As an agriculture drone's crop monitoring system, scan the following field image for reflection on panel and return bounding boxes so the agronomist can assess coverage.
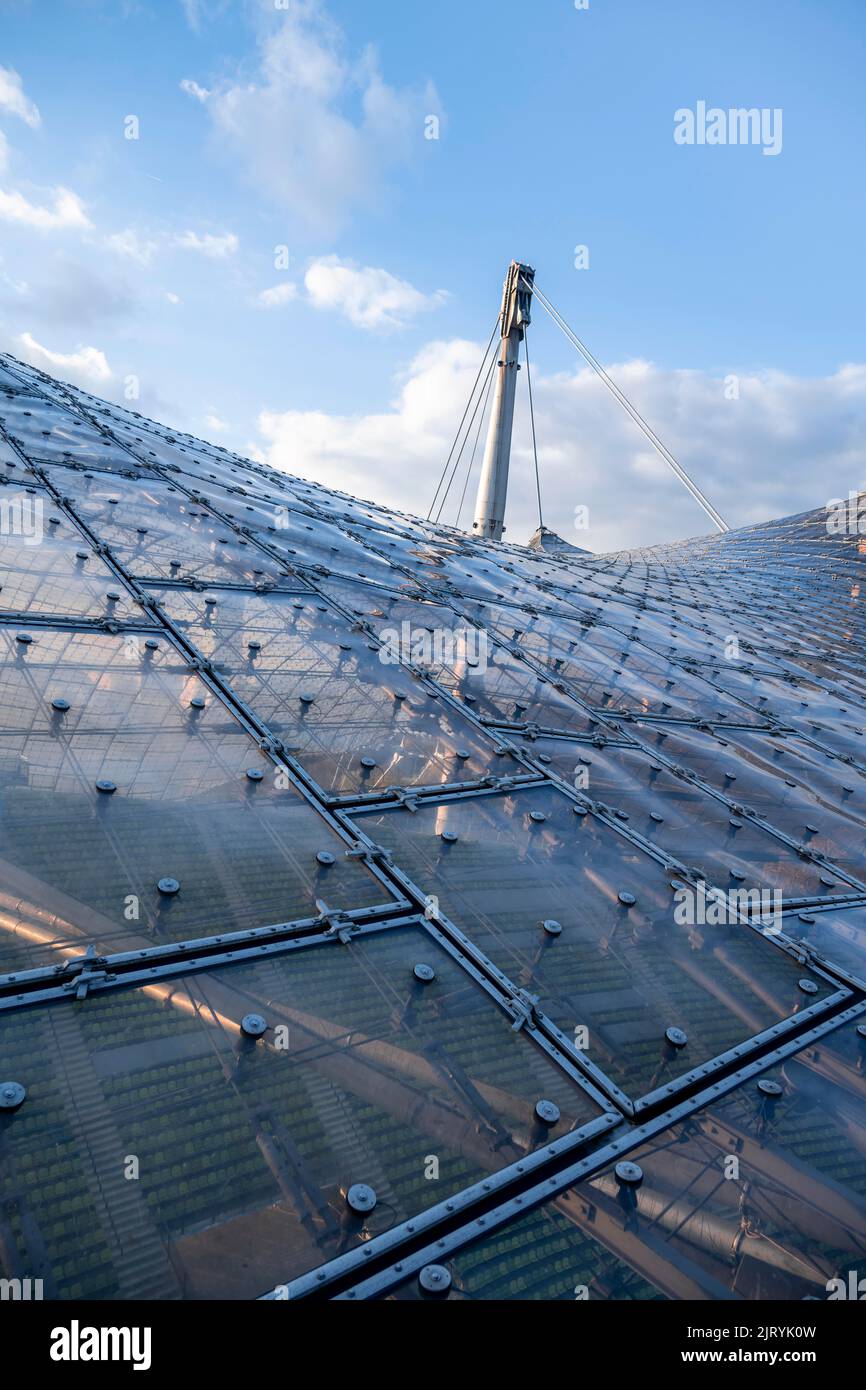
[46,468,291,587]
[0,498,139,621]
[0,927,601,1298]
[576,1021,866,1300]
[0,640,388,971]
[354,786,844,1104]
[153,587,503,794]
[320,579,597,735]
[514,734,862,893]
[384,1017,866,1301]
[634,722,866,884]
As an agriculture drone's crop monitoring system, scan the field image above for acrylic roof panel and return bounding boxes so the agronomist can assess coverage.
[0,348,864,1304]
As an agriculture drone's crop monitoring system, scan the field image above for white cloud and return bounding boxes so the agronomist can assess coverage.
[0,131,7,174]
[0,67,41,129]
[254,342,866,550]
[202,0,441,234]
[165,290,181,304]
[304,256,447,330]
[0,185,90,230]
[105,228,159,265]
[203,412,229,432]
[16,332,111,386]
[175,229,238,258]
[180,78,211,103]
[256,281,299,308]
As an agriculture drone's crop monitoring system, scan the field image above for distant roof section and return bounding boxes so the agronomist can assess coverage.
[526,523,591,555]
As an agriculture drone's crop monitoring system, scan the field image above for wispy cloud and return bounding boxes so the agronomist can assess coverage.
[180,78,210,103]
[16,331,111,385]
[0,67,41,128]
[105,228,159,265]
[0,185,90,230]
[175,229,238,258]
[256,281,299,308]
[198,0,441,234]
[304,255,447,330]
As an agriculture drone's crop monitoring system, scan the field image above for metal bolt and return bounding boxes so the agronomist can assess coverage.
[95,779,117,794]
[316,851,336,867]
[541,919,562,937]
[534,1099,561,1126]
[798,978,819,996]
[614,1161,643,1187]
[757,1079,783,1098]
[241,1013,267,1039]
[51,698,70,713]
[0,1082,26,1111]
[346,1183,377,1215]
[618,891,636,907]
[157,878,180,896]
[418,1264,452,1296]
[413,963,436,984]
[665,1027,688,1049]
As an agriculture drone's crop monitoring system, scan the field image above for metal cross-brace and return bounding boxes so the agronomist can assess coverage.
[505,987,541,1033]
[314,901,360,945]
[53,946,116,1000]
[344,839,393,869]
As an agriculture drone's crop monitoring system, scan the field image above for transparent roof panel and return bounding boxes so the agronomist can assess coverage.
[782,905,866,984]
[483,608,765,725]
[46,467,292,586]
[352,785,844,1105]
[150,587,504,794]
[0,652,388,971]
[319,579,597,734]
[0,390,130,467]
[0,496,142,621]
[570,1019,866,1300]
[387,1196,666,1300]
[268,511,408,588]
[513,734,856,896]
[695,658,866,727]
[0,625,239,736]
[633,723,866,885]
[0,925,601,1298]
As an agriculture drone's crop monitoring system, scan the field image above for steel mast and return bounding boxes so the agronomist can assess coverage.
[471,260,535,542]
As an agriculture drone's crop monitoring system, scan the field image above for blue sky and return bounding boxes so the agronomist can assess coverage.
[1,0,865,549]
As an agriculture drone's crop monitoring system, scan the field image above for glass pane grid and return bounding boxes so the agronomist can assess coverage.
[0,349,864,1304]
